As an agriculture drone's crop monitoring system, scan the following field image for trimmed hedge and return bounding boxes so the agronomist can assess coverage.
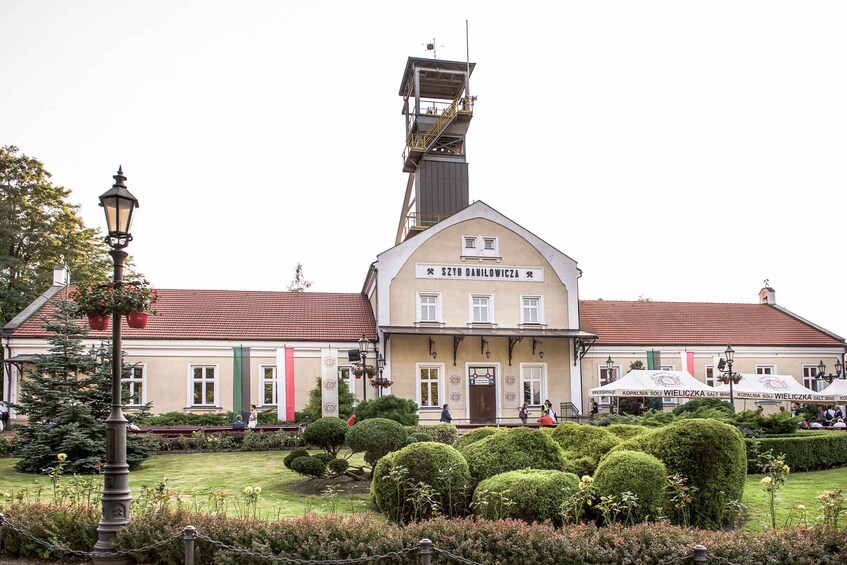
[372,442,470,523]
[472,469,579,525]
[452,426,501,451]
[407,423,458,445]
[302,417,348,456]
[551,422,620,474]
[744,432,847,472]
[460,427,568,485]
[604,423,650,440]
[593,450,667,524]
[613,418,746,528]
[4,504,847,563]
[346,418,409,466]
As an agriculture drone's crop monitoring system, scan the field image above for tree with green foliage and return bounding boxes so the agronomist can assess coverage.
[354,395,419,425]
[13,299,153,473]
[286,263,312,292]
[0,146,112,325]
[301,376,354,423]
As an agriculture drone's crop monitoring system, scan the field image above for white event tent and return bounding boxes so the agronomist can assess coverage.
[819,379,847,402]
[713,373,835,403]
[589,370,725,400]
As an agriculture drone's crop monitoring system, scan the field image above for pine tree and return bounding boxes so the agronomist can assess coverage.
[287,263,312,292]
[13,299,153,473]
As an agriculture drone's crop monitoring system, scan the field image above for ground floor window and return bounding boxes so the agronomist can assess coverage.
[260,365,277,406]
[190,365,217,406]
[704,365,715,387]
[418,365,441,407]
[123,364,145,406]
[521,364,544,406]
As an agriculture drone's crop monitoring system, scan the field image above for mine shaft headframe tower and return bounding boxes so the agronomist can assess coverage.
[396,57,476,244]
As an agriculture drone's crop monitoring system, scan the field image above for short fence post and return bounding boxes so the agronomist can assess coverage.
[693,544,708,563]
[0,512,5,551]
[419,538,433,565]
[183,525,197,565]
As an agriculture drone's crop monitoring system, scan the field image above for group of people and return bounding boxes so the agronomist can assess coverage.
[793,404,847,429]
[519,399,558,426]
[232,404,259,430]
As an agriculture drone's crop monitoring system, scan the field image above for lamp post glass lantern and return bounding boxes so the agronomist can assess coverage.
[605,356,616,414]
[723,345,736,412]
[816,359,845,385]
[92,167,138,562]
[358,335,370,402]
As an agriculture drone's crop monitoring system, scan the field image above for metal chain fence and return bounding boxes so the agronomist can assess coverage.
[0,513,741,565]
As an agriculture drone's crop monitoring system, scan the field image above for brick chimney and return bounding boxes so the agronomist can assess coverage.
[759,281,776,305]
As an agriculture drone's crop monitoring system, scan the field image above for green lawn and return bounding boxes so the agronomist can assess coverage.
[0,451,842,530]
[0,451,373,520]
[742,467,846,531]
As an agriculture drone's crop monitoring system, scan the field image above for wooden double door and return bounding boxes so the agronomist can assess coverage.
[468,366,496,424]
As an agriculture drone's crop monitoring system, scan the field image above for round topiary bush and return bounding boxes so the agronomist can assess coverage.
[327,458,349,476]
[410,432,433,443]
[346,417,409,466]
[453,426,501,452]
[552,422,621,460]
[371,441,470,523]
[354,395,419,425]
[303,417,348,457]
[611,418,747,528]
[593,450,667,524]
[604,423,650,440]
[290,455,326,478]
[283,448,310,470]
[460,427,568,485]
[412,423,458,445]
[312,452,335,464]
[472,469,579,525]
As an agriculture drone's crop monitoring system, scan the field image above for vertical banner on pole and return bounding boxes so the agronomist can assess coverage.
[686,352,695,377]
[321,348,339,417]
[285,348,295,421]
[276,347,286,423]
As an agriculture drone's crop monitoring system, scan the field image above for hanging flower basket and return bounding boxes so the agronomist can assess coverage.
[87,314,110,331]
[126,312,149,329]
[354,365,376,378]
[371,378,392,389]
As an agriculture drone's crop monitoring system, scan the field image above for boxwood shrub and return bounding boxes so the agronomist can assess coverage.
[371,442,470,523]
[460,427,568,485]
[283,448,310,469]
[290,455,327,478]
[551,422,620,474]
[613,418,746,528]
[302,417,348,456]
[471,468,579,525]
[604,423,650,440]
[346,417,408,466]
[744,432,847,472]
[452,426,501,451]
[593,450,667,523]
[407,423,458,445]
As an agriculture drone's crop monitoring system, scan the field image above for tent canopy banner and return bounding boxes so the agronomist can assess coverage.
[820,379,847,402]
[589,370,726,399]
[714,374,835,403]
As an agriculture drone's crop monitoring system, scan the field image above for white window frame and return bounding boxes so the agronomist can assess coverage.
[661,365,678,404]
[520,295,544,325]
[598,364,620,406]
[338,365,354,396]
[416,362,445,409]
[704,364,715,387]
[520,363,546,407]
[461,235,499,258]
[469,293,494,324]
[123,363,147,406]
[802,365,821,392]
[259,364,277,407]
[756,365,776,375]
[188,364,220,407]
[417,292,442,323]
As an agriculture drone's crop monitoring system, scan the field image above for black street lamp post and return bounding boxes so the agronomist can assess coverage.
[720,345,737,412]
[92,167,138,563]
[358,335,370,402]
[816,359,844,385]
[606,356,616,414]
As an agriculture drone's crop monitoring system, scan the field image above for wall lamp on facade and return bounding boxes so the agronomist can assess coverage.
[481,338,491,359]
[817,359,844,384]
[533,338,544,359]
[429,337,437,359]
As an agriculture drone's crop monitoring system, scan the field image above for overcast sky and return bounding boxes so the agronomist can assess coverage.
[4,1,846,340]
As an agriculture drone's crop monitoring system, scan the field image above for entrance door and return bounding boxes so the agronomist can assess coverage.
[468,366,496,424]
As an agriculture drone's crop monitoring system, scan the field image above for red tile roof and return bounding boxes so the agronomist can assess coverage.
[9,288,376,342]
[580,300,844,347]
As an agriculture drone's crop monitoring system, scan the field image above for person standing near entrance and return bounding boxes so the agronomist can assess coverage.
[248,404,258,430]
[440,403,452,423]
[518,403,529,425]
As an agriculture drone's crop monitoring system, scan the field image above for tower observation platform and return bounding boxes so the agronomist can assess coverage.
[396,57,476,244]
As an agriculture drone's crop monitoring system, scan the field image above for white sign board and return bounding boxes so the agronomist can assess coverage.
[416,264,544,282]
